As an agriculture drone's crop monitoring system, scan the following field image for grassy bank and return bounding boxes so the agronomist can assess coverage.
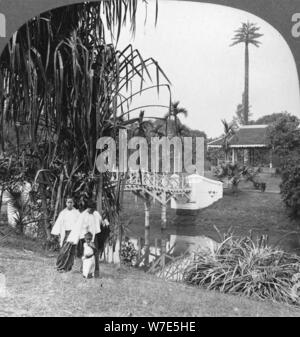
[0,240,300,317]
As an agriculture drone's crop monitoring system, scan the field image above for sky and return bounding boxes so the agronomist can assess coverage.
[113,0,300,138]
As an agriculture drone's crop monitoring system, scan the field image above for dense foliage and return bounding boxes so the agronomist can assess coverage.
[267,113,300,218]
[214,163,265,192]
[183,235,300,306]
[120,237,138,266]
[0,1,169,243]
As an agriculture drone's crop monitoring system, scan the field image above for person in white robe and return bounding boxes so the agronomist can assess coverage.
[67,203,102,245]
[51,197,80,247]
[82,232,96,278]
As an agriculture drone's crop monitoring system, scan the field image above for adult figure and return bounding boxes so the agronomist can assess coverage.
[52,196,80,272]
[51,196,80,247]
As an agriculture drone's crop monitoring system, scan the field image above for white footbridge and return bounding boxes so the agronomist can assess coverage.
[107,170,223,210]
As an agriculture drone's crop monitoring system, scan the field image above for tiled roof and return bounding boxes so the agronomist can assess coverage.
[208,125,269,148]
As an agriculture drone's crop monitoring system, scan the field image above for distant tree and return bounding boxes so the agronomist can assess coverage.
[233,92,252,126]
[267,113,300,218]
[164,101,188,136]
[221,119,235,162]
[267,113,300,162]
[231,22,263,125]
[280,159,300,218]
[131,111,154,139]
[151,118,206,173]
[252,112,292,125]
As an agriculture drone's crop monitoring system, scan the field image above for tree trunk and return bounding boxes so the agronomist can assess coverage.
[0,187,4,214]
[118,215,123,268]
[96,173,103,213]
[244,42,249,125]
[53,172,64,223]
[41,186,51,242]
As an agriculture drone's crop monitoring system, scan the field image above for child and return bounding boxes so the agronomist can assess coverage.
[82,232,97,278]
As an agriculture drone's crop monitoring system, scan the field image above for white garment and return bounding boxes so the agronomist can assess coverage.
[51,208,80,247]
[102,218,110,227]
[82,243,95,278]
[67,210,102,245]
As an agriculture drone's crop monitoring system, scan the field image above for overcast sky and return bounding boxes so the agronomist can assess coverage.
[114,0,300,138]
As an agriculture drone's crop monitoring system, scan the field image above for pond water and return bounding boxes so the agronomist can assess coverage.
[171,210,300,255]
[1,186,299,256]
[121,191,300,256]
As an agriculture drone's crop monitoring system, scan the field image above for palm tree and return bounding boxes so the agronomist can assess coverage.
[164,101,188,136]
[231,22,263,125]
[132,111,154,139]
[152,123,166,139]
[221,119,235,162]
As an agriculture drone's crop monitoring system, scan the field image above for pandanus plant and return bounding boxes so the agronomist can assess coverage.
[0,1,170,243]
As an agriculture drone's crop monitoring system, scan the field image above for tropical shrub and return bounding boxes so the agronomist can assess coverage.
[183,235,300,306]
[243,166,266,192]
[267,113,300,217]
[213,163,244,192]
[120,237,138,266]
[280,159,300,218]
[214,164,266,192]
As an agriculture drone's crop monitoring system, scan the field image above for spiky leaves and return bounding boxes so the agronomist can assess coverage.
[231,22,263,48]
[0,1,168,238]
[221,119,235,162]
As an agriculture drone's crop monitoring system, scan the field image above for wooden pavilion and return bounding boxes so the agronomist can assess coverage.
[207,125,274,168]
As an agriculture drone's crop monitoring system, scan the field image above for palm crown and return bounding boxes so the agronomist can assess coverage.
[231,22,263,47]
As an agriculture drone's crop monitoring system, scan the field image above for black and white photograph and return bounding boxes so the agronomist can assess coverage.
[0,0,300,320]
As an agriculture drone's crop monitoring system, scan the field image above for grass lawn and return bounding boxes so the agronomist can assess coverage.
[0,240,300,317]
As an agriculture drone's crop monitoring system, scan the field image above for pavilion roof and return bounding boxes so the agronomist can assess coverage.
[208,125,269,148]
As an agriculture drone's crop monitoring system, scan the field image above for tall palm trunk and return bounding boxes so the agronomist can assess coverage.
[244,42,249,125]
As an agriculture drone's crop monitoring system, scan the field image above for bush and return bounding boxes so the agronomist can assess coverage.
[120,237,138,266]
[183,235,300,306]
[214,163,266,192]
[266,113,300,217]
[280,159,300,218]
[213,163,242,193]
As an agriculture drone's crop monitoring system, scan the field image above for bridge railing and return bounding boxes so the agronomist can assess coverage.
[108,170,191,192]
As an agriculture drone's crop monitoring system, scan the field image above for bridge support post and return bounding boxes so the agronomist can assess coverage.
[96,173,103,213]
[144,196,151,266]
[161,192,167,274]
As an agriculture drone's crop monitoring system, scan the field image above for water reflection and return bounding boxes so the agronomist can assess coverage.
[171,211,300,255]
